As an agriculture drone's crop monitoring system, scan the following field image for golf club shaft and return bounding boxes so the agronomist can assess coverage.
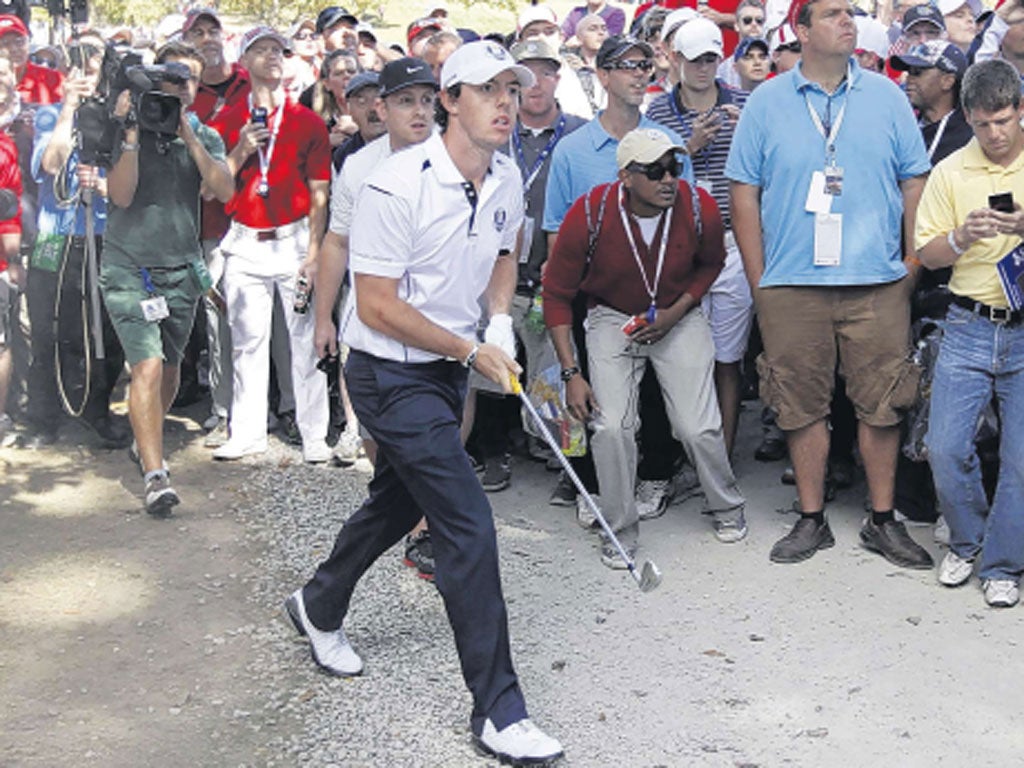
[513,380,643,584]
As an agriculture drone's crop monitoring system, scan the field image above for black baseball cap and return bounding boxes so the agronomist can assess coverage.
[596,35,654,69]
[345,71,380,99]
[316,6,358,34]
[379,57,438,97]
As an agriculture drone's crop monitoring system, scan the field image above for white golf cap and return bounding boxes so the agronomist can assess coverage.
[673,17,723,59]
[616,128,685,170]
[936,0,982,16]
[517,4,558,32]
[854,16,889,58]
[440,40,537,91]
[661,7,699,42]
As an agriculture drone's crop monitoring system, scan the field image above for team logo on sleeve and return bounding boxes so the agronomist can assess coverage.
[493,208,507,232]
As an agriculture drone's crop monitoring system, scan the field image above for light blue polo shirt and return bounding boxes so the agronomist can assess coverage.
[542,114,693,233]
[725,59,930,287]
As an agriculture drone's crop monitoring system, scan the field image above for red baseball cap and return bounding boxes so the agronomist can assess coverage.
[0,14,29,39]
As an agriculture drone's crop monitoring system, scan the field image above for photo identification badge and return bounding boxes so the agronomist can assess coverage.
[140,295,170,322]
[813,212,842,267]
[805,171,833,214]
[518,216,535,265]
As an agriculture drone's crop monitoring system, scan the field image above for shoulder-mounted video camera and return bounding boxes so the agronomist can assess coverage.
[76,44,190,167]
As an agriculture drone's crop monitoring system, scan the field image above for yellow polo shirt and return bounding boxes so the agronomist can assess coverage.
[915,137,1024,308]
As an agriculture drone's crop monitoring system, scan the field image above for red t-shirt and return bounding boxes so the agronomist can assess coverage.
[543,181,724,327]
[212,98,331,229]
[635,0,741,57]
[17,61,63,105]
[194,66,252,241]
[0,132,21,272]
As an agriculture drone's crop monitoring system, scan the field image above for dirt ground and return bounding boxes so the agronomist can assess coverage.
[3,401,1024,767]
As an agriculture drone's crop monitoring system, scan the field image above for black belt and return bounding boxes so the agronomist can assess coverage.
[951,294,1022,325]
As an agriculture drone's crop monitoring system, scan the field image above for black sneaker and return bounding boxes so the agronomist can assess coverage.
[548,471,577,506]
[859,518,934,570]
[770,517,835,563]
[403,531,435,581]
[277,410,303,446]
[83,414,131,449]
[755,436,787,462]
[481,454,511,492]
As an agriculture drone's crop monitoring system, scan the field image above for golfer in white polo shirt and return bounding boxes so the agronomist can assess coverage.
[285,41,564,765]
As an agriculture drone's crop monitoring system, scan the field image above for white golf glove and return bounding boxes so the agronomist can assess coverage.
[484,313,517,360]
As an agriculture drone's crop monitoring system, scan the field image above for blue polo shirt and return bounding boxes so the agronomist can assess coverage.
[725,59,930,288]
[542,113,693,233]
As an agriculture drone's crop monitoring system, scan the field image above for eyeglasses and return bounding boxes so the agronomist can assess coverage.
[740,16,765,24]
[294,31,315,40]
[778,42,802,53]
[629,157,681,181]
[603,58,655,72]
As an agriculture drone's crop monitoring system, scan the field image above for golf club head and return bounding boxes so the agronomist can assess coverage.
[637,560,662,592]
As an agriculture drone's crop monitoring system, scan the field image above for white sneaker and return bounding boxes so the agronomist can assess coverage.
[711,508,748,543]
[635,479,669,520]
[332,429,363,465]
[303,440,333,464]
[934,516,951,546]
[982,579,1019,608]
[668,463,702,506]
[938,550,974,587]
[475,717,564,765]
[213,438,268,461]
[576,493,600,530]
[284,588,363,676]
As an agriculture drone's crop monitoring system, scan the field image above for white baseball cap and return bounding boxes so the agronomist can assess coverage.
[440,40,537,91]
[854,16,889,59]
[936,0,982,16]
[517,4,558,32]
[673,17,723,59]
[661,7,699,42]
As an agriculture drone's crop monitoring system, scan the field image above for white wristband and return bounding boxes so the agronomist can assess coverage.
[947,230,966,257]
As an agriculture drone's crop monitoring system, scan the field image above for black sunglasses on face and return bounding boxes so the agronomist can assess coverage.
[604,58,655,72]
[630,157,681,180]
[741,16,764,24]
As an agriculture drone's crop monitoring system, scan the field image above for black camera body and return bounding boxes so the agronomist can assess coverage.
[76,45,190,167]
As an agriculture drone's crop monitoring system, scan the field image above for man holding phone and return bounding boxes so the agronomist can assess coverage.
[544,128,747,569]
[917,59,1024,608]
[210,26,332,463]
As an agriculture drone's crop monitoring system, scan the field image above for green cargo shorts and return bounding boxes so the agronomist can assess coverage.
[99,261,202,367]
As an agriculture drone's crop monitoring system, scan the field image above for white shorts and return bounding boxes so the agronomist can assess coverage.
[701,231,754,364]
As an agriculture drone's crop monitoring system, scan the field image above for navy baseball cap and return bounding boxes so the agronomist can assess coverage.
[903,4,946,32]
[890,40,967,76]
[344,71,380,99]
[596,35,654,68]
[734,36,769,62]
[316,6,358,34]
[379,56,438,97]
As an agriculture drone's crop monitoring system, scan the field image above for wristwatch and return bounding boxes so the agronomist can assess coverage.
[461,344,479,369]
[120,141,140,153]
[560,366,580,382]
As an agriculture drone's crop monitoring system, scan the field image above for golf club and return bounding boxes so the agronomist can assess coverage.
[511,375,663,592]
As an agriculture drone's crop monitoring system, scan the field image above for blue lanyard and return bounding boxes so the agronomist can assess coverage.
[140,267,156,295]
[511,114,567,193]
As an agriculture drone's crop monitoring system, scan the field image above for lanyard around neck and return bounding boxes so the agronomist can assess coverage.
[617,185,672,309]
[248,94,285,188]
[511,114,567,193]
[803,67,850,165]
[926,111,952,160]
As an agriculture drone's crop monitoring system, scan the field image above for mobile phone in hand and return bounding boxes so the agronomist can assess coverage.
[251,107,268,129]
[989,192,1014,213]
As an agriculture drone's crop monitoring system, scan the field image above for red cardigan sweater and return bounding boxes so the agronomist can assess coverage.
[543,180,725,327]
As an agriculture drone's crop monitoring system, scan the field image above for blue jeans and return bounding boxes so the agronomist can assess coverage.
[926,305,1024,581]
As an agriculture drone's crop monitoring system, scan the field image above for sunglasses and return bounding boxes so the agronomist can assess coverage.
[740,15,765,24]
[906,66,932,76]
[604,58,655,72]
[629,157,682,181]
[778,42,802,53]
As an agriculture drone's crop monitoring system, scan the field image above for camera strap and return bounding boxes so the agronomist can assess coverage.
[249,94,284,195]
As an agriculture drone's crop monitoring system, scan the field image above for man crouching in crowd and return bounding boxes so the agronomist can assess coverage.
[100,41,233,516]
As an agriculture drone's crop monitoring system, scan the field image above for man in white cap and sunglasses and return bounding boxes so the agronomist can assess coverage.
[285,41,564,765]
[544,127,748,568]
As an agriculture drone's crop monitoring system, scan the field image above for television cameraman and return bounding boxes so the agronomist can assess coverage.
[99,40,233,517]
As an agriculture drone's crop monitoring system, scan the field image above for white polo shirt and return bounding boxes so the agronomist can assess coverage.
[342,132,524,363]
[329,134,393,237]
